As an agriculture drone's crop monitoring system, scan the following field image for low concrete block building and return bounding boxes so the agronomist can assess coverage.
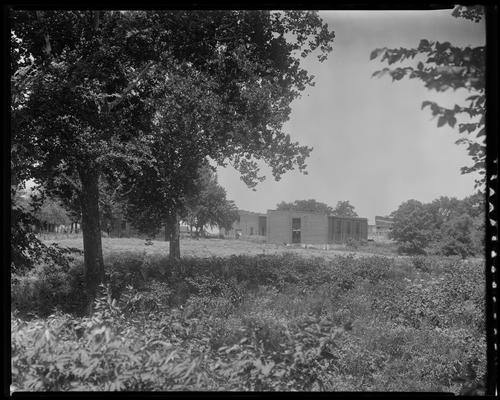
[267,210,368,245]
[221,210,267,238]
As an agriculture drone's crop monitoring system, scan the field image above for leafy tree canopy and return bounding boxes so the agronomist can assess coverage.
[389,199,436,255]
[276,199,334,214]
[370,5,485,187]
[11,10,335,292]
[390,194,484,256]
[11,186,76,273]
[185,165,239,234]
[332,200,358,217]
[108,10,336,257]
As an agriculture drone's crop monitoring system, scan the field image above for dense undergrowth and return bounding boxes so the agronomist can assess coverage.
[11,251,486,392]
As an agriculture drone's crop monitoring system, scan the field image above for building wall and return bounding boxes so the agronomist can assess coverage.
[327,216,368,243]
[267,211,368,245]
[267,210,291,244]
[361,220,368,240]
[222,210,266,238]
[301,212,329,244]
[258,216,267,236]
[267,210,329,245]
[239,212,260,236]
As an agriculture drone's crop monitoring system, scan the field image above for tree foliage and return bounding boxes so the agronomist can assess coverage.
[390,194,484,256]
[185,165,239,235]
[439,214,476,258]
[276,199,334,214]
[98,177,126,236]
[115,11,336,257]
[11,10,162,298]
[332,200,358,217]
[275,199,359,217]
[11,186,76,273]
[11,10,335,285]
[31,193,71,227]
[389,200,435,255]
[370,5,485,187]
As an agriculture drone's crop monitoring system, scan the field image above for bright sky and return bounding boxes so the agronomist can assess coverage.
[217,9,486,224]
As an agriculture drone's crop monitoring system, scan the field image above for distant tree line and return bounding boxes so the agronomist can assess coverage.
[389,193,484,258]
[19,164,239,239]
[276,199,358,217]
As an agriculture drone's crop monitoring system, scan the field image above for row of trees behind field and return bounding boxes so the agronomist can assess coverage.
[390,192,484,258]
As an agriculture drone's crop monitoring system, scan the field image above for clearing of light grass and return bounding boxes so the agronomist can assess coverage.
[43,236,399,260]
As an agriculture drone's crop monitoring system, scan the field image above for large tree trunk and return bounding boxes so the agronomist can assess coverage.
[166,212,180,261]
[79,169,105,314]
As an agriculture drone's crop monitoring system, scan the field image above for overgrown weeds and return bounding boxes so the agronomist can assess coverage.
[11,250,486,393]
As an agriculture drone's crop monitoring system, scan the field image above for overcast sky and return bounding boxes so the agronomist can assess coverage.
[216,9,485,224]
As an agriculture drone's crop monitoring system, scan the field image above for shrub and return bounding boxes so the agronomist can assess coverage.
[345,238,360,250]
[12,260,87,317]
[351,256,399,283]
[11,289,211,391]
[119,281,173,314]
[437,214,477,258]
[411,256,433,273]
[11,253,486,393]
[208,316,247,350]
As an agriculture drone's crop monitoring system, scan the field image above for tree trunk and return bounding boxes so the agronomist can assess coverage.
[166,212,180,261]
[79,169,105,314]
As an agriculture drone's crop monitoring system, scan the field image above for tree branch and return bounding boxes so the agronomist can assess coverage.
[59,173,83,193]
[107,61,155,112]
[35,11,52,58]
[12,65,37,105]
[93,11,100,31]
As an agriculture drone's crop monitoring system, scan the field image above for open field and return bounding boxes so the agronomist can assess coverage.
[12,238,486,393]
[44,236,400,260]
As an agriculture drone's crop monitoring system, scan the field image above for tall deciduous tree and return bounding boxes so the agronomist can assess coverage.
[120,11,336,260]
[332,200,358,217]
[185,165,239,236]
[370,5,485,187]
[389,199,435,254]
[11,10,335,298]
[12,11,167,305]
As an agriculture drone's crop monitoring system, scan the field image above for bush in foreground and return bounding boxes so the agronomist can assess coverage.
[13,253,397,317]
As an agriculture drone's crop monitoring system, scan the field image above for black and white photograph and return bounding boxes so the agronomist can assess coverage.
[8,5,497,394]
